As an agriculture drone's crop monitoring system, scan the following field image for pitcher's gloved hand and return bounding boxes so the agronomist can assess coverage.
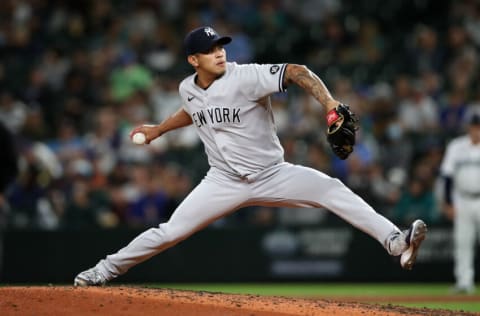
[326,104,358,160]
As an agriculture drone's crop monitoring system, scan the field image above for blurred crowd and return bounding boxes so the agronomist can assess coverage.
[0,0,479,231]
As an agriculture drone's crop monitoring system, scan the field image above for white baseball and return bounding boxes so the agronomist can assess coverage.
[132,132,146,145]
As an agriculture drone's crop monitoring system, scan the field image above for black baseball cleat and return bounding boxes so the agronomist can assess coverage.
[400,219,427,270]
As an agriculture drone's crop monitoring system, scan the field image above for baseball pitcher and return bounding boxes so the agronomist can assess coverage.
[74,26,427,286]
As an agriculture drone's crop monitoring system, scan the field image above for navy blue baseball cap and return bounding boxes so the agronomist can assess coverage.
[184,26,232,55]
[470,113,480,125]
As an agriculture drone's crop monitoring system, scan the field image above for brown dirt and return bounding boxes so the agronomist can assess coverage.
[0,286,477,316]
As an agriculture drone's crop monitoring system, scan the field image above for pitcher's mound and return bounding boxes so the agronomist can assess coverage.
[0,286,473,316]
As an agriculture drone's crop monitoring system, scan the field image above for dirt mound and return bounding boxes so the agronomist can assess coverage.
[0,286,475,316]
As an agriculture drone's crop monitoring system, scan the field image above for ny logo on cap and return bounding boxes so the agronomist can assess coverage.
[204,27,216,37]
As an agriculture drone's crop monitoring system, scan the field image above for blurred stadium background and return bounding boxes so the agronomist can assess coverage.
[0,0,479,288]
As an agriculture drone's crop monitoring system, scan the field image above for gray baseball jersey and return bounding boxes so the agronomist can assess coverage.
[90,62,404,281]
[179,62,286,177]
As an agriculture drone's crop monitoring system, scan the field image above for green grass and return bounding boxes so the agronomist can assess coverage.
[150,282,469,296]
[147,283,480,313]
[398,302,480,312]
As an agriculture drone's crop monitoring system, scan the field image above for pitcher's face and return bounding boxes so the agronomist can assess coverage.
[189,45,227,76]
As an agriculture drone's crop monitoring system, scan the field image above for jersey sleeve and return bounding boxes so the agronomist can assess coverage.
[178,78,191,115]
[440,141,456,176]
[241,63,287,99]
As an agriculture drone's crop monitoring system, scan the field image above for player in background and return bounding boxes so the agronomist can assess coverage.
[74,26,427,286]
[441,111,480,294]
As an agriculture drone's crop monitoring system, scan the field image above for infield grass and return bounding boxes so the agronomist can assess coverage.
[148,283,480,313]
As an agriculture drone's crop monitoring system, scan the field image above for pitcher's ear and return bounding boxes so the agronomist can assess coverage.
[188,55,199,67]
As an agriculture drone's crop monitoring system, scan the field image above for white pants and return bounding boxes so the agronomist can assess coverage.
[97,163,399,278]
[454,193,480,289]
